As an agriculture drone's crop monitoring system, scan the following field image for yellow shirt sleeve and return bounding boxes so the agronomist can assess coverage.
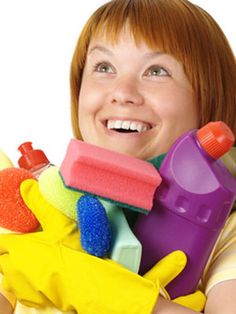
[201,211,236,294]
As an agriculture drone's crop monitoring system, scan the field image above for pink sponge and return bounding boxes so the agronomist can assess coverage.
[60,139,162,213]
[0,167,39,232]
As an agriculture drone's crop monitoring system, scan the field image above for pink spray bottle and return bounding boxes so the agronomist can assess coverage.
[133,121,236,298]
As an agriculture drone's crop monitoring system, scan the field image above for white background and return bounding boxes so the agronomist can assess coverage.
[0,1,235,166]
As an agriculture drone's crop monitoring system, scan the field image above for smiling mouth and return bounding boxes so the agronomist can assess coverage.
[105,119,152,133]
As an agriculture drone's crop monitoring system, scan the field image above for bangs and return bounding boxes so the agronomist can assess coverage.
[89,0,206,73]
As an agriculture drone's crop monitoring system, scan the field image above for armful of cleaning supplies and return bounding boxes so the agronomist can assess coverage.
[0,179,206,313]
[38,138,162,273]
[0,144,206,312]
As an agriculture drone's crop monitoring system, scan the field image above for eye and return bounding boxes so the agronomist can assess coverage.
[144,65,170,77]
[93,62,115,73]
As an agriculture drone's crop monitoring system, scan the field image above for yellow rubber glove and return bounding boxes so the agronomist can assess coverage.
[144,259,206,312]
[0,179,205,313]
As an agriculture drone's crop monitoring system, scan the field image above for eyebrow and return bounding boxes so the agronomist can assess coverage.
[144,51,167,59]
[88,45,114,56]
[88,44,167,59]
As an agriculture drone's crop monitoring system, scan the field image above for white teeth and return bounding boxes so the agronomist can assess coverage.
[106,120,151,132]
[130,122,138,131]
[107,120,114,129]
[137,123,144,132]
[121,121,130,130]
[114,120,122,129]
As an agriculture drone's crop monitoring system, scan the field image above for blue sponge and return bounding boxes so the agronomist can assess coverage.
[77,195,112,257]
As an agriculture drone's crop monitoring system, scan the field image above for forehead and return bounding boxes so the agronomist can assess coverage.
[89,30,147,51]
[87,36,170,67]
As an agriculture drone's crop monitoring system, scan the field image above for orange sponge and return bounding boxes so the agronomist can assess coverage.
[0,167,39,232]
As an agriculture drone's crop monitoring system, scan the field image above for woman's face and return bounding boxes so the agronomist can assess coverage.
[78,30,199,160]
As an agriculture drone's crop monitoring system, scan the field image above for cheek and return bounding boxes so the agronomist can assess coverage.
[78,79,106,139]
[79,80,102,115]
[156,86,197,123]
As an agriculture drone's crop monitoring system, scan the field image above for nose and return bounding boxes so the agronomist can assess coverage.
[110,77,144,106]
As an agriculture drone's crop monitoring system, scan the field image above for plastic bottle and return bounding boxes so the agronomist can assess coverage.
[133,121,236,298]
[18,142,52,178]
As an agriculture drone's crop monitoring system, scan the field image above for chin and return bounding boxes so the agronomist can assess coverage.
[107,145,153,161]
[98,141,137,157]
[108,145,134,156]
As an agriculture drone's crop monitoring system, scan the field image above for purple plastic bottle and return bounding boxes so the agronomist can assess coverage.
[133,121,236,298]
